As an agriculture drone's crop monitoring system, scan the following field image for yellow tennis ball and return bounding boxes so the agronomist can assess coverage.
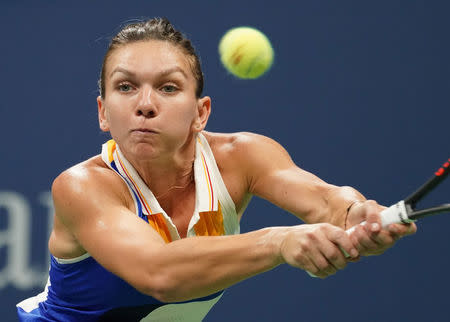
[219,27,274,79]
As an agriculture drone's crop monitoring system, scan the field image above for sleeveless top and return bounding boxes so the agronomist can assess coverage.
[17,133,243,321]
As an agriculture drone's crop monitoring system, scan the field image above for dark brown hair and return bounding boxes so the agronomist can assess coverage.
[98,17,204,98]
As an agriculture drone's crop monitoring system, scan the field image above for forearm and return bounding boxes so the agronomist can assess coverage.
[140,227,286,302]
[265,179,366,227]
[251,165,366,228]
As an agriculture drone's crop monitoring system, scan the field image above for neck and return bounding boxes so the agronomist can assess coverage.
[119,136,197,199]
[151,160,195,200]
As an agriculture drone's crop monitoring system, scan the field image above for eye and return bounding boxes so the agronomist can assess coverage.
[161,85,178,93]
[118,83,133,92]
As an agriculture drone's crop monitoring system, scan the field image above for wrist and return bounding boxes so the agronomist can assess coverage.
[259,227,289,266]
[327,185,366,228]
[345,200,363,229]
[345,202,356,230]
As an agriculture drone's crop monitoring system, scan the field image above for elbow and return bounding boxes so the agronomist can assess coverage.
[135,272,182,303]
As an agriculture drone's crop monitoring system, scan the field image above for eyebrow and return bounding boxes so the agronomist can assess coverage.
[109,66,189,79]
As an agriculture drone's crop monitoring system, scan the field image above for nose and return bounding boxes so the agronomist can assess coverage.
[136,87,157,118]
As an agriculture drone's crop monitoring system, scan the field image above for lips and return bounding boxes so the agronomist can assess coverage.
[132,128,158,133]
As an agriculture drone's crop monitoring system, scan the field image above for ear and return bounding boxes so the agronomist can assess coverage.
[193,96,211,132]
[97,96,110,132]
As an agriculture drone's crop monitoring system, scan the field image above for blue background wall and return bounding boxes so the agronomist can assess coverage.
[1,1,449,321]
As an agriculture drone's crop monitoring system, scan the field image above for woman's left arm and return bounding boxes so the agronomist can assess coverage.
[232,132,416,256]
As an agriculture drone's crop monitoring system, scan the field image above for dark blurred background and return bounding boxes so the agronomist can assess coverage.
[1,1,449,321]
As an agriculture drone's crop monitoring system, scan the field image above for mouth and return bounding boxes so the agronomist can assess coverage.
[131,128,158,134]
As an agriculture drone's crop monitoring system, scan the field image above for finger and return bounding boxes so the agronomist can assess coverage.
[327,227,359,259]
[350,224,379,252]
[364,222,396,245]
[303,252,330,278]
[368,229,396,248]
[363,201,384,234]
[369,223,415,245]
[347,256,361,263]
[304,260,323,278]
[308,251,337,278]
[303,237,338,278]
[319,239,348,270]
[292,246,322,276]
[388,222,417,237]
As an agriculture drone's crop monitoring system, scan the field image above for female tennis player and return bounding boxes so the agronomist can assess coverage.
[17,17,415,321]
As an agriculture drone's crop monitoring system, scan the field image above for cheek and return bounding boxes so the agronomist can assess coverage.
[165,96,197,121]
[178,105,198,128]
[104,101,129,131]
[164,105,197,138]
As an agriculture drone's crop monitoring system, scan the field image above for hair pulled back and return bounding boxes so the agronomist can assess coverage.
[98,17,204,98]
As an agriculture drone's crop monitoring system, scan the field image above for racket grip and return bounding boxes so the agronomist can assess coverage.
[306,200,413,278]
[345,200,413,235]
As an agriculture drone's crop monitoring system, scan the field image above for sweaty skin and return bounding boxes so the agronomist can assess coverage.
[49,40,416,303]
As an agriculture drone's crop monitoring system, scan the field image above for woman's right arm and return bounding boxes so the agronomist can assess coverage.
[52,164,357,302]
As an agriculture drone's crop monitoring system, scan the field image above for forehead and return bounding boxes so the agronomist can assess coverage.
[106,40,193,79]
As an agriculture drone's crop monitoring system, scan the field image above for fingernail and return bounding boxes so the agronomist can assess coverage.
[371,223,380,231]
[350,249,358,258]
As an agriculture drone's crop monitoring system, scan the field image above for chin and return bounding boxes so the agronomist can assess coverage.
[116,140,159,161]
[131,143,160,158]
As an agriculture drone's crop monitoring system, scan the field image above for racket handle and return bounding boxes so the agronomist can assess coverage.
[307,200,413,278]
[345,200,413,235]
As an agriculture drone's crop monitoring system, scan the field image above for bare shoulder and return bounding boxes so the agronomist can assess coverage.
[202,131,277,156]
[202,131,253,172]
[50,155,134,258]
[202,131,292,169]
[54,156,119,197]
[52,155,132,221]
[201,131,295,208]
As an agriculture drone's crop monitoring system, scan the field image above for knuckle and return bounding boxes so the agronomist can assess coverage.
[327,249,340,261]
[352,225,363,237]
[358,226,371,238]
[316,259,330,271]
[292,250,304,263]
[317,223,330,232]
[365,200,383,214]
[299,239,312,251]
[305,230,318,241]
[330,229,345,241]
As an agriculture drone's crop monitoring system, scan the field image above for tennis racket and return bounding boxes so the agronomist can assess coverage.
[308,158,450,277]
[346,158,450,235]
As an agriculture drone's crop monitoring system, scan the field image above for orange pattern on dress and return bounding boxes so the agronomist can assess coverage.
[193,202,225,236]
[147,213,173,243]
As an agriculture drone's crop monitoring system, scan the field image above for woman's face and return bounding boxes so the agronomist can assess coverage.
[98,40,210,161]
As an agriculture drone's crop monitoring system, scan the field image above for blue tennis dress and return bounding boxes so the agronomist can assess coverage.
[17,133,243,321]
